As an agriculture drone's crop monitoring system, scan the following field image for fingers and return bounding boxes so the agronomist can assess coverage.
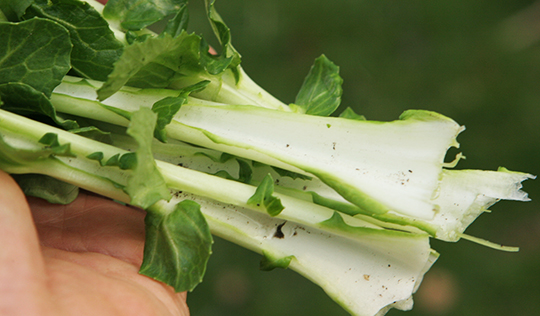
[29,192,147,266]
[41,247,189,316]
[0,170,55,315]
[30,193,190,316]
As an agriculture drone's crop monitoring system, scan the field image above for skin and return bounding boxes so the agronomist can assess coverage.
[0,170,190,316]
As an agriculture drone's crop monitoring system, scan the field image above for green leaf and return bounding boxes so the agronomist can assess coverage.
[103,0,187,31]
[97,32,201,100]
[0,132,75,169]
[247,173,284,216]
[199,38,236,76]
[237,159,253,183]
[38,133,76,156]
[218,152,235,163]
[86,151,104,163]
[204,0,241,69]
[99,103,133,120]
[212,170,235,181]
[152,81,209,142]
[105,153,120,166]
[0,17,71,96]
[141,200,213,292]
[271,166,312,181]
[124,107,171,209]
[0,82,79,129]
[202,0,241,81]
[339,107,366,121]
[162,3,189,38]
[0,0,32,21]
[70,126,113,144]
[195,151,234,163]
[320,211,419,239]
[98,151,136,170]
[24,0,124,81]
[294,55,343,116]
[0,82,57,118]
[210,159,252,184]
[118,152,137,170]
[152,96,184,142]
[13,173,79,204]
[88,150,138,174]
[260,250,295,271]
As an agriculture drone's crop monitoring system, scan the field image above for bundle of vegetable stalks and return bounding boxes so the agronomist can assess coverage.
[0,1,534,315]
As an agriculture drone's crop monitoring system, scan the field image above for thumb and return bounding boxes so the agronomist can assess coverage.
[0,170,55,315]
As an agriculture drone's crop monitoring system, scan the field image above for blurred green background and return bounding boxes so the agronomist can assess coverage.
[183,0,540,315]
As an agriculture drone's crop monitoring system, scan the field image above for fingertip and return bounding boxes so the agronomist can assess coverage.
[0,170,33,228]
[0,169,45,273]
[0,170,54,313]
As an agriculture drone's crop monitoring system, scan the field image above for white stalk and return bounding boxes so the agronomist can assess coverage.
[0,108,436,316]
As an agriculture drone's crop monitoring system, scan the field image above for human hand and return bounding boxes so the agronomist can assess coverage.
[0,170,189,316]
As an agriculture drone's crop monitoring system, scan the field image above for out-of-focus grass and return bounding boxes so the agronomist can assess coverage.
[186,1,540,315]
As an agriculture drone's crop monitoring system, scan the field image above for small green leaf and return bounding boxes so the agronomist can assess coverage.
[38,133,76,157]
[247,173,284,216]
[99,104,133,120]
[152,96,184,142]
[90,150,138,170]
[0,132,74,168]
[152,80,210,142]
[212,170,235,180]
[271,166,312,181]
[162,3,189,38]
[205,0,241,72]
[125,30,153,44]
[104,0,187,31]
[319,211,422,240]
[24,0,124,81]
[97,32,201,100]
[71,126,113,144]
[294,55,343,116]
[86,151,104,163]
[141,200,213,292]
[0,0,32,21]
[219,152,235,163]
[39,133,62,147]
[124,107,171,209]
[209,159,252,184]
[199,38,235,75]
[195,151,234,163]
[237,159,253,184]
[260,251,295,271]
[0,17,71,96]
[0,83,79,130]
[339,107,366,121]
[321,211,359,230]
[105,153,120,166]
[13,173,79,204]
[101,151,137,169]
[118,152,137,170]
[179,80,212,95]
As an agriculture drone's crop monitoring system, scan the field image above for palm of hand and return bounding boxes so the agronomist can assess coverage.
[0,172,189,316]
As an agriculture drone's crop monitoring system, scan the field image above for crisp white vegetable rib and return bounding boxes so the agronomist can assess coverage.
[1,1,534,316]
[52,82,463,219]
[155,158,389,235]
[50,81,534,244]
[170,66,293,111]
[0,107,392,245]
[170,191,435,316]
[0,108,435,316]
[52,80,464,220]
[428,168,535,241]
[168,104,464,220]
